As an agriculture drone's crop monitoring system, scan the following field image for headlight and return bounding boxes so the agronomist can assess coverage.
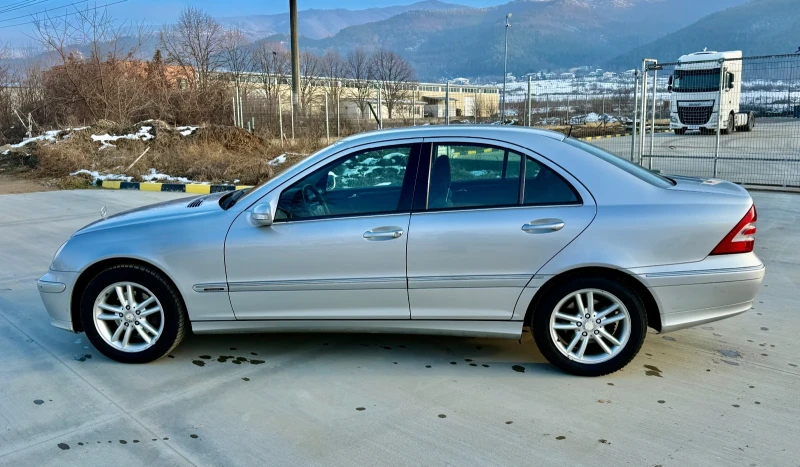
[50,241,68,269]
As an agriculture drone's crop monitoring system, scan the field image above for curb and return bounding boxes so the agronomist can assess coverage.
[581,129,672,141]
[101,180,252,194]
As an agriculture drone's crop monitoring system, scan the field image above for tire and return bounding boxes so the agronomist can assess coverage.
[736,112,755,132]
[80,264,187,363]
[721,112,735,135]
[673,128,686,135]
[531,276,647,377]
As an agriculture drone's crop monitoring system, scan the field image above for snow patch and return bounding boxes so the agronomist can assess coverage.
[91,125,154,145]
[141,168,201,184]
[268,154,287,166]
[177,126,198,136]
[70,169,132,183]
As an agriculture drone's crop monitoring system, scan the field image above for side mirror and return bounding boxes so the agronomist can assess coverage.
[667,76,673,92]
[667,85,673,92]
[727,72,735,90]
[250,203,272,227]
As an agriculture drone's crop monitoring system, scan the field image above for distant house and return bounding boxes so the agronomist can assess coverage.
[560,72,575,79]
[451,77,470,85]
[602,71,616,79]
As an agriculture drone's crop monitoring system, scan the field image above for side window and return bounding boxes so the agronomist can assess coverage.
[276,145,412,221]
[524,158,580,206]
[428,144,522,210]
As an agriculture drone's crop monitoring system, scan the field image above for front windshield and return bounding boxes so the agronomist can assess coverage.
[673,68,720,93]
[224,150,325,208]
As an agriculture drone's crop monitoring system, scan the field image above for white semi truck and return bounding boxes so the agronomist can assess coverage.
[668,50,755,135]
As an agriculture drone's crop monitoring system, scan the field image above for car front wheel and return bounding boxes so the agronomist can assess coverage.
[532,276,647,376]
[80,264,187,363]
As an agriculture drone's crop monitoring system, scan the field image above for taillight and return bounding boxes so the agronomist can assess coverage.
[710,205,757,255]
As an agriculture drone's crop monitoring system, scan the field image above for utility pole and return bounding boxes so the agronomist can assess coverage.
[289,0,301,114]
[502,13,511,122]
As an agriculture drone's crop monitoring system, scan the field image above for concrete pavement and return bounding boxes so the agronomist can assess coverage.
[0,189,798,466]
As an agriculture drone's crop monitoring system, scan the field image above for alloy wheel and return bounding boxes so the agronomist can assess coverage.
[549,288,632,364]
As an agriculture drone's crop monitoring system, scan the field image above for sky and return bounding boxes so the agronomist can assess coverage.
[0,0,507,45]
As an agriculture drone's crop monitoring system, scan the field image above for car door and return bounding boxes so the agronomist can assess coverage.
[406,139,596,320]
[224,141,422,320]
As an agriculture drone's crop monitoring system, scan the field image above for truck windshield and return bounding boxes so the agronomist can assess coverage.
[672,68,720,93]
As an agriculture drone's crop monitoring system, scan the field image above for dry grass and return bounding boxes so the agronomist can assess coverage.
[2,122,327,186]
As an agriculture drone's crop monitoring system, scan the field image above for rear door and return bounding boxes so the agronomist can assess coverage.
[406,138,596,320]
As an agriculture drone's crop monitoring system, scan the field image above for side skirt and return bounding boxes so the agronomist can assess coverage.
[191,319,525,339]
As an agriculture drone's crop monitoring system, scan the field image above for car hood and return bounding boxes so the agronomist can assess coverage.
[74,193,225,236]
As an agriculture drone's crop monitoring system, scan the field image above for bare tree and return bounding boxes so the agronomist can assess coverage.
[345,47,373,118]
[159,7,224,91]
[220,28,252,83]
[299,50,321,110]
[320,49,345,105]
[369,49,415,119]
[253,41,289,103]
[32,5,152,124]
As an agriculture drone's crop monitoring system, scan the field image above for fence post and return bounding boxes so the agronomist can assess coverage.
[649,67,657,170]
[639,63,648,165]
[545,93,549,123]
[377,84,383,129]
[445,82,450,124]
[412,85,417,126]
[631,70,639,162]
[277,80,284,148]
[290,89,295,142]
[527,76,532,127]
[714,58,725,178]
[602,93,605,128]
[337,90,340,138]
[232,95,237,126]
[325,92,330,144]
[567,95,570,124]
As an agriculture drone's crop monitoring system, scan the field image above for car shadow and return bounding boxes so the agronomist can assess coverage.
[168,327,557,376]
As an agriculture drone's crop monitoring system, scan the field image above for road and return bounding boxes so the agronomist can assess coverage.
[0,189,798,466]
[589,118,800,187]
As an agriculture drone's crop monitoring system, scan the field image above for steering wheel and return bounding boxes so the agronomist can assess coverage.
[301,184,330,217]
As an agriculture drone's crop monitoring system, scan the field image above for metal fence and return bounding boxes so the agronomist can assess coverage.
[513,53,800,188]
[228,53,800,188]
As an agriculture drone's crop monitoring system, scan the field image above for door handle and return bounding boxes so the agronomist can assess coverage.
[522,219,565,234]
[363,227,404,241]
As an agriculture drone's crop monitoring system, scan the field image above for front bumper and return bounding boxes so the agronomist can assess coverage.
[38,270,79,333]
[631,254,765,333]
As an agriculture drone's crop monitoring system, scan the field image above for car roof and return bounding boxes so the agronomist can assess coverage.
[334,125,566,147]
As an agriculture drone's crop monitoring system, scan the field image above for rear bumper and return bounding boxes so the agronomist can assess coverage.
[38,270,79,333]
[630,254,765,333]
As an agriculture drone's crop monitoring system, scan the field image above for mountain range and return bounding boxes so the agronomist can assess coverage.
[245,0,794,80]
[20,0,798,81]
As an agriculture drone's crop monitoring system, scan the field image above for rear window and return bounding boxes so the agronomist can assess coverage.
[563,138,675,188]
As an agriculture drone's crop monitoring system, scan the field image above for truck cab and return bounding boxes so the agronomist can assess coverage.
[669,50,754,135]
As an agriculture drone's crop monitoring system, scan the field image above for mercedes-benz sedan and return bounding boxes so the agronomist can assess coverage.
[38,126,765,376]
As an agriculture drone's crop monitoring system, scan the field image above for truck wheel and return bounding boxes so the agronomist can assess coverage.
[722,113,735,135]
[744,112,755,132]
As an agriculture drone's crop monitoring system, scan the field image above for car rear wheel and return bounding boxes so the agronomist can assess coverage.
[531,276,647,376]
[80,264,187,363]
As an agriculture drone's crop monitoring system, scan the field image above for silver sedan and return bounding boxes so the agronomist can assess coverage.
[38,126,765,376]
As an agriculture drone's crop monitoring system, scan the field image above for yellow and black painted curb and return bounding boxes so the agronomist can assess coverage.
[101,180,252,194]
[580,129,672,141]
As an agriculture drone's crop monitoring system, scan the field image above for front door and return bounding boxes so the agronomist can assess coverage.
[406,140,596,320]
[225,142,421,320]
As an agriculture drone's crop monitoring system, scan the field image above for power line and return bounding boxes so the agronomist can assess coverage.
[0,0,127,28]
[0,0,86,23]
[0,0,42,14]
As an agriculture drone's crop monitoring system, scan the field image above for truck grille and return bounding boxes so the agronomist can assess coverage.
[678,105,713,125]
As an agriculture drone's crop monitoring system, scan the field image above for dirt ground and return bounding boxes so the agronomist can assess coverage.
[0,175,57,195]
